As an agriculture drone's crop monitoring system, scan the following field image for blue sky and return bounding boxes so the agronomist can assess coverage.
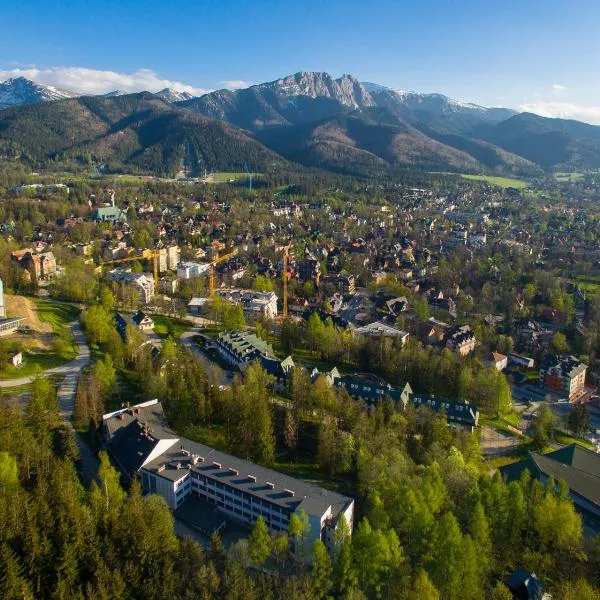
[2,0,600,122]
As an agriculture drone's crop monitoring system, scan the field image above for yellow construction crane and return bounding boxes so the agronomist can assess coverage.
[282,241,292,319]
[100,249,159,286]
[209,248,238,295]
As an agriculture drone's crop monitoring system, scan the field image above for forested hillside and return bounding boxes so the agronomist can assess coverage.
[0,93,286,176]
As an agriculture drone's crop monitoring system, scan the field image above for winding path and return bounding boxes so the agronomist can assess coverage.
[0,322,90,390]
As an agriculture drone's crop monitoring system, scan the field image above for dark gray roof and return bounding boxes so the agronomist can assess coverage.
[507,568,544,600]
[110,420,160,474]
[143,436,352,519]
[105,400,353,521]
[530,452,600,507]
[540,354,587,378]
[501,445,600,509]
[546,444,600,477]
[103,401,172,442]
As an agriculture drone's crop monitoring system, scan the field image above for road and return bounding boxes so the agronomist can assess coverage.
[180,327,234,387]
[0,322,90,389]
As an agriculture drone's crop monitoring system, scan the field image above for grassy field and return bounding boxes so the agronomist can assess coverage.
[570,276,600,292]
[459,174,529,189]
[0,299,80,379]
[554,172,585,182]
[481,415,528,440]
[204,172,261,183]
[553,430,595,450]
[152,315,192,340]
[33,299,80,340]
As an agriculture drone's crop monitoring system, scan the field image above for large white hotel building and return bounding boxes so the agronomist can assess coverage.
[102,399,354,548]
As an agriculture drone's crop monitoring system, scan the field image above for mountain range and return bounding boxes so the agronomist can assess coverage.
[1,72,600,176]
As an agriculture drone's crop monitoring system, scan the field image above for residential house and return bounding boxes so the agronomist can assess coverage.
[445,325,476,356]
[215,289,278,320]
[92,206,127,222]
[509,353,535,369]
[487,352,508,371]
[114,311,155,339]
[506,568,545,600]
[298,259,321,284]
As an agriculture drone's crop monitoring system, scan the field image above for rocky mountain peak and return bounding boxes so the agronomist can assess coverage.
[0,76,73,108]
[156,88,194,103]
[265,71,374,109]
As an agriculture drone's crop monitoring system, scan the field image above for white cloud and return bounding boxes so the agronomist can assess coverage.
[519,100,600,125]
[220,80,251,90]
[552,84,567,93]
[0,66,208,96]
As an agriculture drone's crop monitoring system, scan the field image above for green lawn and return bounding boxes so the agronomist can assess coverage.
[0,299,79,379]
[570,276,600,292]
[481,415,528,440]
[152,315,192,340]
[554,172,585,182]
[290,347,353,375]
[487,447,528,469]
[207,172,261,183]
[33,299,80,340]
[553,430,595,450]
[459,174,529,189]
[0,383,33,397]
[0,353,69,380]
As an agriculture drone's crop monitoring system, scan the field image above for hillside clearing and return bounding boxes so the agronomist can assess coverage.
[459,174,529,188]
[202,171,261,183]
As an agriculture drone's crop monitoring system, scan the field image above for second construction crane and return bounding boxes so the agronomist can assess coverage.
[100,249,159,285]
[209,248,238,296]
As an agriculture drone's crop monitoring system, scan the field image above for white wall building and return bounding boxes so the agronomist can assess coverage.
[177,262,211,280]
[102,400,354,552]
[108,270,155,304]
[216,288,278,320]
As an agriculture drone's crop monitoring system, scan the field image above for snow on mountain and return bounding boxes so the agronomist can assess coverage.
[0,77,73,109]
[361,82,391,94]
[391,89,501,114]
[155,88,194,103]
[103,90,128,97]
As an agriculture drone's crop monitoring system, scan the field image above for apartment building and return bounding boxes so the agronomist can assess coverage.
[108,270,155,304]
[333,373,479,431]
[539,354,587,400]
[216,331,276,368]
[102,400,354,550]
[12,249,57,281]
[158,245,181,272]
[177,262,210,280]
[215,288,278,320]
